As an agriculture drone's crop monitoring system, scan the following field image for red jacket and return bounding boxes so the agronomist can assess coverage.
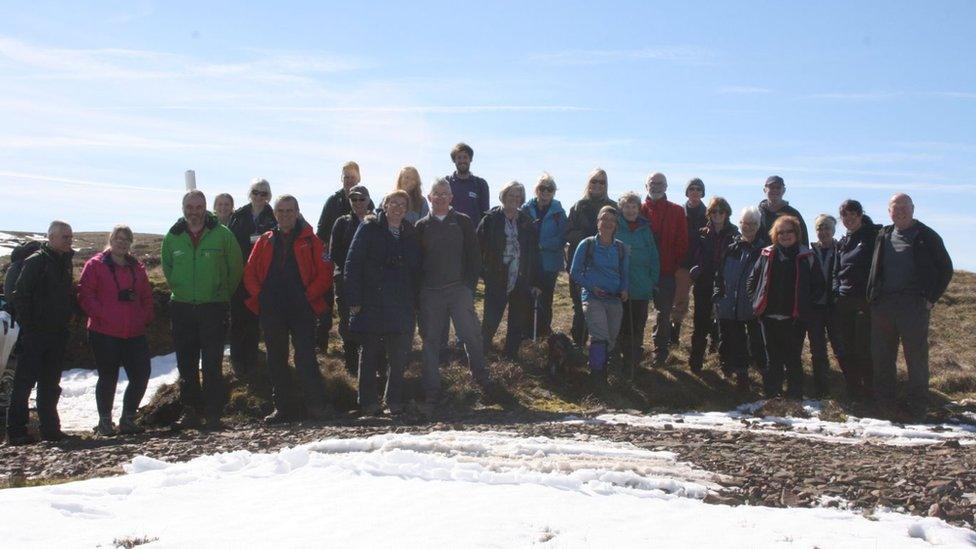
[244,221,334,315]
[640,195,688,276]
[78,251,154,339]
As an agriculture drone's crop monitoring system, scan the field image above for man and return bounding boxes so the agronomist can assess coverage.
[244,196,333,423]
[758,175,809,246]
[867,193,953,420]
[640,172,688,367]
[162,190,243,430]
[416,178,496,414]
[315,162,374,349]
[671,178,707,346]
[227,179,276,377]
[6,221,75,445]
[446,142,490,225]
[329,184,373,374]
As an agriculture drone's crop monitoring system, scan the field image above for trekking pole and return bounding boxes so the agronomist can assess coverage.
[532,294,539,342]
[628,303,637,381]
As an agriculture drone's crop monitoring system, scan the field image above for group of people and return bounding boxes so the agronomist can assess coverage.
[1,142,955,445]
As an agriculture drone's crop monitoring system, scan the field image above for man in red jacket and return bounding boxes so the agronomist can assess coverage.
[244,195,334,423]
[640,172,689,367]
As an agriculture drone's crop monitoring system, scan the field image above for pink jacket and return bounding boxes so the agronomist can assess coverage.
[78,251,155,339]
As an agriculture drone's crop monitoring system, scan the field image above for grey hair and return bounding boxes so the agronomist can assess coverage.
[249,178,271,194]
[47,220,72,238]
[739,206,761,225]
[535,172,556,193]
[430,177,452,194]
[498,181,526,205]
[645,171,668,187]
[617,191,642,209]
[814,214,837,230]
[274,194,299,209]
[108,224,133,244]
[182,189,206,206]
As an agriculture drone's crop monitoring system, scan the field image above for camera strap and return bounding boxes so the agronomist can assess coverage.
[106,258,136,292]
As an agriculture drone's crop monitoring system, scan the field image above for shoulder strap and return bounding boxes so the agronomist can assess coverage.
[614,241,626,274]
[582,237,596,276]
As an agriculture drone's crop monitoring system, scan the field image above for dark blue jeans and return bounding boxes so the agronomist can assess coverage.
[357,331,411,410]
[6,330,67,437]
[90,332,151,418]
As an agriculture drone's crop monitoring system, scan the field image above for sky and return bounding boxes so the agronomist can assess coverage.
[1,1,974,268]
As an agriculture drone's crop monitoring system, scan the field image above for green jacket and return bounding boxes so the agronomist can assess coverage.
[162,212,243,304]
[615,214,660,301]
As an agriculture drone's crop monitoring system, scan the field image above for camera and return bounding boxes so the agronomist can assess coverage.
[118,289,136,302]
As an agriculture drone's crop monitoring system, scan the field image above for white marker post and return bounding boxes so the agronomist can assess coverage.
[185,170,197,190]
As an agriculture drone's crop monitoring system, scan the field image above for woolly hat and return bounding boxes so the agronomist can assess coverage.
[685,178,705,197]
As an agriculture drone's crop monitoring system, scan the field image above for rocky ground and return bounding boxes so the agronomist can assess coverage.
[1,411,974,531]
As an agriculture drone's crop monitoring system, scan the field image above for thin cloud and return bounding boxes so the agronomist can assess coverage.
[528,46,710,66]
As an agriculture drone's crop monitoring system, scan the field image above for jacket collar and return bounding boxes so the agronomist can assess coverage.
[170,211,219,235]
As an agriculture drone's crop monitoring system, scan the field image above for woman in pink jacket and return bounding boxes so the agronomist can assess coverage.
[78,225,154,436]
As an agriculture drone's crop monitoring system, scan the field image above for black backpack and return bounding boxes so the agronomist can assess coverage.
[2,240,43,315]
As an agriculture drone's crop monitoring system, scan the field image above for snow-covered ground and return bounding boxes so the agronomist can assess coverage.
[1,430,972,548]
[31,353,180,431]
[571,400,976,447]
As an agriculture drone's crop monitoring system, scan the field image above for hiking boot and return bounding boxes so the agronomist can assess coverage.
[305,404,335,422]
[480,380,510,405]
[6,432,36,446]
[359,403,383,418]
[735,374,750,392]
[41,430,71,442]
[93,416,116,437]
[386,403,405,417]
[176,408,203,430]
[264,408,295,425]
[203,414,225,431]
[118,414,145,435]
[669,323,681,347]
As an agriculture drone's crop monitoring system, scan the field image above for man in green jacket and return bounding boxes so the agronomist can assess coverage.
[162,190,243,430]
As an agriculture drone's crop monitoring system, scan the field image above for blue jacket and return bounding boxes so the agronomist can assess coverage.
[714,235,766,321]
[569,236,629,302]
[522,198,568,273]
[614,214,659,301]
[343,212,422,334]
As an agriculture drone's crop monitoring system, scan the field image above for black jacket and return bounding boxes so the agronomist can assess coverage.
[476,207,542,292]
[833,216,882,299]
[692,221,739,287]
[13,244,76,333]
[343,212,422,334]
[866,220,953,304]
[330,212,367,275]
[316,188,375,246]
[228,204,277,261]
[415,209,481,291]
[758,199,809,246]
[747,244,825,322]
[565,196,616,268]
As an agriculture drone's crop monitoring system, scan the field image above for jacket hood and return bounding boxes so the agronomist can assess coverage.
[96,249,140,267]
[169,211,219,235]
[40,242,74,262]
[273,216,313,239]
[758,198,791,212]
[232,203,273,218]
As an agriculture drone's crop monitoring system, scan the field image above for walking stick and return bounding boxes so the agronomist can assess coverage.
[532,293,540,342]
[628,303,637,381]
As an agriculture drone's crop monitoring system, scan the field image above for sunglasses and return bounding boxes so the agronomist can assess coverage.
[539,186,555,193]
[350,197,368,202]
[251,190,270,197]
[590,179,607,185]
[778,229,796,235]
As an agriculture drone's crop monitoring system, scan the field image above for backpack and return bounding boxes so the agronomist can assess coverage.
[581,236,626,278]
[2,240,43,315]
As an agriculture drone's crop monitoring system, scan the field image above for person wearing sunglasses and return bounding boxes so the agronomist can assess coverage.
[227,178,277,378]
[758,175,809,246]
[330,184,373,374]
[747,215,825,399]
[521,173,567,338]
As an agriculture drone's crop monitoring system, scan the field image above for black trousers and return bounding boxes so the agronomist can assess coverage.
[871,294,931,413]
[171,302,228,417]
[617,299,650,365]
[569,280,588,347]
[689,280,715,367]
[718,319,765,376]
[358,331,411,410]
[482,279,531,357]
[229,286,259,375]
[760,317,806,399]
[806,305,844,397]
[834,295,873,398]
[6,330,66,437]
[262,307,326,413]
[91,332,151,418]
[335,279,360,374]
[533,271,559,338]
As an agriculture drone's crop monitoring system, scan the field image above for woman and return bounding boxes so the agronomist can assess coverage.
[395,166,430,225]
[213,193,234,226]
[565,169,616,348]
[748,216,825,399]
[478,181,541,359]
[570,205,629,385]
[808,214,845,398]
[521,172,567,338]
[714,206,767,389]
[344,190,422,416]
[689,197,739,372]
[331,185,373,374]
[78,225,154,435]
[614,192,659,368]
[227,178,276,377]
[833,199,881,400]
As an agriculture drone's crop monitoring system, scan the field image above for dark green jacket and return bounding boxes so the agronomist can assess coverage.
[162,212,243,304]
[13,244,76,333]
